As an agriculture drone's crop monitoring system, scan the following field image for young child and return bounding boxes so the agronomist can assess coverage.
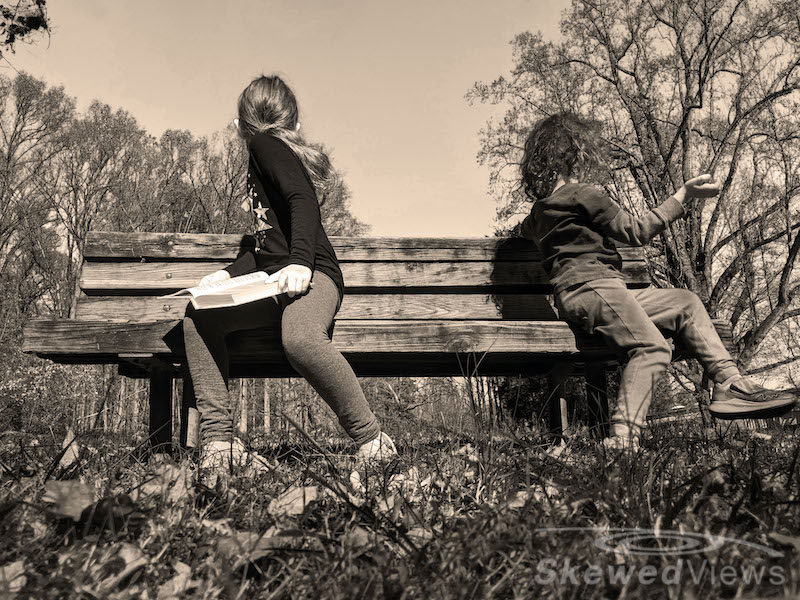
[183,75,396,473]
[517,113,797,449]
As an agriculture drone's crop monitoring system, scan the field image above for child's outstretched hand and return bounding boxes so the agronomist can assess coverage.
[684,174,721,198]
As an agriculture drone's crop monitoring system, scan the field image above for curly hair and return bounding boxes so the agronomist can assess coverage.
[520,113,606,200]
[237,75,334,204]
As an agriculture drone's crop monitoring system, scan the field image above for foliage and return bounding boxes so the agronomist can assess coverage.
[0,0,47,58]
[1,417,798,597]
[469,0,800,384]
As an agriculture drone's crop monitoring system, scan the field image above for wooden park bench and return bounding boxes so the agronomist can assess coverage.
[22,231,733,449]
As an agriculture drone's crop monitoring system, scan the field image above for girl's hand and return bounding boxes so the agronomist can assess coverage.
[683,174,721,199]
[273,264,312,297]
[198,270,231,287]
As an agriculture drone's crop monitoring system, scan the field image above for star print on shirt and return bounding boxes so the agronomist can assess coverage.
[241,183,272,232]
[254,204,269,224]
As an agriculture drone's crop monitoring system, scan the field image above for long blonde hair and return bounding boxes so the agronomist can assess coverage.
[237,75,333,203]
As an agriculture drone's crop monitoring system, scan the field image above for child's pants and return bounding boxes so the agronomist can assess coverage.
[182,271,381,446]
[555,278,740,438]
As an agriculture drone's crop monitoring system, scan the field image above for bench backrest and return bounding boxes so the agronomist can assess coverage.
[77,232,650,323]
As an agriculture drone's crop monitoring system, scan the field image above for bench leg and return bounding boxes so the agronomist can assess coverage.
[586,365,610,439]
[547,362,574,441]
[179,363,200,449]
[148,365,173,453]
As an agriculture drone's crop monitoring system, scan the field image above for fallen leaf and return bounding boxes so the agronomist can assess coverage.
[455,444,479,463]
[92,543,148,595]
[157,561,197,599]
[218,529,324,568]
[341,526,373,554]
[406,527,433,546]
[349,471,364,494]
[201,518,233,535]
[268,486,327,516]
[78,494,146,534]
[42,480,95,521]
[507,490,531,510]
[769,532,800,554]
[0,560,26,596]
[59,428,80,470]
[134,462,193,505]
[375,494,397,516]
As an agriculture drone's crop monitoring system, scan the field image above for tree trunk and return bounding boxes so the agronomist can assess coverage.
[118,376,127,433]
[263,381,271,433]
[131,379,139,436]
[239,378,249,435]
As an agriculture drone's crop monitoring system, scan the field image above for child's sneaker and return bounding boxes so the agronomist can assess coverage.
[709,377,797,420]
[356,432,397,463]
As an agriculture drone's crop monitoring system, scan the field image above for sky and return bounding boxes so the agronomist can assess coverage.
[3,0,567,236]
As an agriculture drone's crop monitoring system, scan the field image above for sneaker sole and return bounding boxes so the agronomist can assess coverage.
[708,398,797,420]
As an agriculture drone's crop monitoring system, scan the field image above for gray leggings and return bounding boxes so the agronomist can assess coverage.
[182,271,380,445]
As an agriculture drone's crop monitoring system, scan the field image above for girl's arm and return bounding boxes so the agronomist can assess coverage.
[224,249,257,278]
[250,134,320,271]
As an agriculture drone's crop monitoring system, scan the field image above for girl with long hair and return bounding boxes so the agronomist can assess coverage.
[183,75,396,473]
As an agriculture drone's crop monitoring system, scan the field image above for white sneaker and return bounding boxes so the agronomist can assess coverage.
[199,438,272,474]
[356,432,398,463]
[602,436,640,453]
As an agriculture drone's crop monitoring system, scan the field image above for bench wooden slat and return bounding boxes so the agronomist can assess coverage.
[74,294,561,322]
[23,317,734,366]
[22,318,614,358]
[79,260,650,294]
[83,232,647,263]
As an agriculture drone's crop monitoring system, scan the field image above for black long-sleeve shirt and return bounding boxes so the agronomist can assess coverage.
[224,132,344,296]
[519,183,685,293]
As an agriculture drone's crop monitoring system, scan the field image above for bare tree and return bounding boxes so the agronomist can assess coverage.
[34,101,149,316]
[0,72,73,327]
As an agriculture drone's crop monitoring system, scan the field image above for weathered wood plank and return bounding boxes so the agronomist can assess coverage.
[80,260,650,293]
[23,318,611,357]
[24,317,733,360]
[74,294,561,322]
[83,232,646,263]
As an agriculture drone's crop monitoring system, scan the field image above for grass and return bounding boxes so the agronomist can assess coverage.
[1,415,799,599]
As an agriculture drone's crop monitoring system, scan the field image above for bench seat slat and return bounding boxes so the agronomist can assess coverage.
[74,294,561,322]
[23,318,618,359]
[23,318,734,366]
[83,232,646,263]
[80,261,650,293]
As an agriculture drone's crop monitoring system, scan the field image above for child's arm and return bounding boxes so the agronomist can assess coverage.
[599,175,719,246]
[600,195,685,246]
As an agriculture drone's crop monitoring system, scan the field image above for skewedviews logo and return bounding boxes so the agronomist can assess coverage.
[532,528,786,588]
